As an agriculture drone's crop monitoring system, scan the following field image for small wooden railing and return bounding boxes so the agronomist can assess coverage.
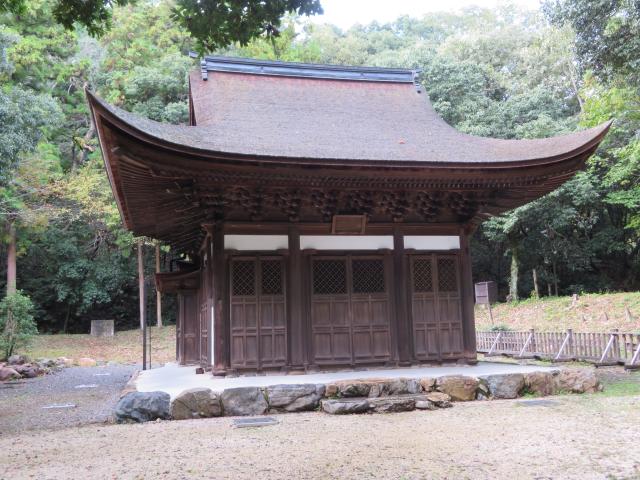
[476,329,640,369]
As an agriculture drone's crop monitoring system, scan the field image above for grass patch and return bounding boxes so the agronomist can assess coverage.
[22,326,176,364]
[476,292,640,332]
[597,372,640,397]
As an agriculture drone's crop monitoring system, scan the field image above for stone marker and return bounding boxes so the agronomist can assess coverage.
[232,417,279,428]
[90,319,115,337]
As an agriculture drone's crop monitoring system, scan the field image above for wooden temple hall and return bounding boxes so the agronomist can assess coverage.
[87,56,610,375]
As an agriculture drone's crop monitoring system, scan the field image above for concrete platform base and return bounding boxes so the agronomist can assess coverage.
[135,361,558,399]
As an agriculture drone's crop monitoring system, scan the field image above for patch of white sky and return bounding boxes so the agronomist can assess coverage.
[312,0,543,30]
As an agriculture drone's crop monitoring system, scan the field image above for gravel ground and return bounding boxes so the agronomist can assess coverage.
[1,392,638,480]
[0,365,136,435]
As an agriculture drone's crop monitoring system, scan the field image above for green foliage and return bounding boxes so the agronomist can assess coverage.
[173,0,323,53]
[0,0,133,37]
[545,0,640,83]
[488,323,512,332]
[1,0,639,333]
[0,290,37,359]
[0,87,62,184]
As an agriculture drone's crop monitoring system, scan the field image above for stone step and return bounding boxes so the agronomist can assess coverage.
[321,392,453,415]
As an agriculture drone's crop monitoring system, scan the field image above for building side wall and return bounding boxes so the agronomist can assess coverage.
[183,227,476,373]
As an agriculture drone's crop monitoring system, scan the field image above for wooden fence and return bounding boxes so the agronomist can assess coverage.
[476,329,640,369]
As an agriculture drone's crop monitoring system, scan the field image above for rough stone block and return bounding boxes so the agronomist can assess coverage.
[171,388,222,420]
[115,391,171,423]
[424,391,453,408]
[524,371,556,396]
[266,384,325,412]
[554,369,601,394]
[419,377,436,392]
[436,375,479,401]
[368,396,416,413]
[482,373,525,399]
[321,398,370,415]
[221,387,268,416]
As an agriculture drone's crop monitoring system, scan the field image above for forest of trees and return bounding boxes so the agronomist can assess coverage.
[1,0,638,332]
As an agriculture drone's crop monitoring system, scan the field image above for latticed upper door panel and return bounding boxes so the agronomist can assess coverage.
[313,259,347,295]
[231,260,256,296]
[412,257,434,293]
[352,259,385,294]
[260,259,283,296]
[437,257,459,293]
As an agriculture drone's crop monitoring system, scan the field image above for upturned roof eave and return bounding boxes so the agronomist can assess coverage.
[87,90,611,172]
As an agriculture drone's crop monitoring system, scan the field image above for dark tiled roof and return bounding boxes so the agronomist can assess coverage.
[90,56,610,165]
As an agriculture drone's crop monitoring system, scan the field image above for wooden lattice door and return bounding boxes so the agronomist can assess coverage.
[230,257,287,369]
[410,254,464,360]
[311,255,391,366]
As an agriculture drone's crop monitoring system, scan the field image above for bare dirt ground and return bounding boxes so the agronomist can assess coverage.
[1,390,639,480]
[0,365,136,435]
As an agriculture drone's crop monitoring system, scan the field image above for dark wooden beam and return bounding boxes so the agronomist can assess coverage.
[211,224,228,375]
[393,227,412,365]
[287,226,304,369]
[459,227,477,363]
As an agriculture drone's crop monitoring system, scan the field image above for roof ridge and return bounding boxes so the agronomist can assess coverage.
[200,55,419,83]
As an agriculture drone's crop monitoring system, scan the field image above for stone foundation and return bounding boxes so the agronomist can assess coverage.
[120,367,602,422]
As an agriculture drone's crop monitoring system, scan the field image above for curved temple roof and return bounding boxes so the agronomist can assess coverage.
[87,56,611,252]
[88,56,610,166]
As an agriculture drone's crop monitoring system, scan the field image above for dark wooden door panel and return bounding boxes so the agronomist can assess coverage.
[230,257,287,369]
[311,256,391,366]
[182,293,199,365]
[410,254,464,361]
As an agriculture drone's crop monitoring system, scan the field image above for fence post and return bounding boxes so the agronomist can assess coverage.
[487,331,502,356]
[599,329,618,364]
[629,337,640,369]
[555,328,573,361]
[518,329,534,358]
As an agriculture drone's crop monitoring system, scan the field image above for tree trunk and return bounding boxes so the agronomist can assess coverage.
[62,302,71,333]
[155,242,162,328]
[552,261,559,296]
[509,246,519,302]
[532,268,540,299]
[138,239,145,330]
[6,221,16,295]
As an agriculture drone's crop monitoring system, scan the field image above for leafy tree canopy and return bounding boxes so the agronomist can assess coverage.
[0,0,324,51]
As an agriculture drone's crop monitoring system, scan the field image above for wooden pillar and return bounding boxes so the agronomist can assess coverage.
[393,227,411,365]
[6,220,16,295]
[137,239,145,331]
[155,242,162,327]
[288,226,305,368]
[459,228,477,362]
[211,224,227,375]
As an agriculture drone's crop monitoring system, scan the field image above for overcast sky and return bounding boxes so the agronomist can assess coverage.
[313,0,543,30]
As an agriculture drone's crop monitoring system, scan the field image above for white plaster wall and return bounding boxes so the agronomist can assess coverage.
[300,235,393,250]
[404,235,460,250]
[224,235,289,250]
